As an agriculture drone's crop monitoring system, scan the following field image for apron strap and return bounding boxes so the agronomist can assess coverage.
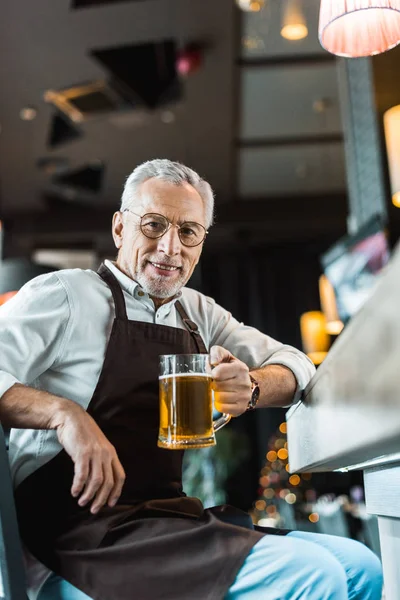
[175,301,208,354]
[97,264,128,321]
[97,265,207,352]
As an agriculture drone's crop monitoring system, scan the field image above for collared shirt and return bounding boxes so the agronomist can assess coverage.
[1,259,315,488]
[0,260,314,597]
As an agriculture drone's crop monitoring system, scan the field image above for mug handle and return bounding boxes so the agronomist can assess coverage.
[213,412,231,433]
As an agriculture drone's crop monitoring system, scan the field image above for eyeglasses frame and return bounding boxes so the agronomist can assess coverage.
[122,209,208,248]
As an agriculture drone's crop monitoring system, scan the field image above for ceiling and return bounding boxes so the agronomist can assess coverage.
[0,0,348,256]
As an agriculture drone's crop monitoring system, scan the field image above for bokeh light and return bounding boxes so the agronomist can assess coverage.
[277,448,288,460]
[289,474,301,486]
[279,422,287,434]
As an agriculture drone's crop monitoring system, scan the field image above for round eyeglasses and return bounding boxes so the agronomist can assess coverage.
[124,210,208,247]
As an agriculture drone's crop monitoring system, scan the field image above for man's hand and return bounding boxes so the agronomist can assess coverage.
[1,383,126,515]
[51,403,126,515]
[210,345,252,417]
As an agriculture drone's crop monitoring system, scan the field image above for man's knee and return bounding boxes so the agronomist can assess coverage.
[227,535,348,599]
[342,539,383,599]
[288,540,348,599]
[258,536,348,598]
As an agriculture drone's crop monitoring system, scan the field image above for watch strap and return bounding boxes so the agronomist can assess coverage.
[247,374,260,411]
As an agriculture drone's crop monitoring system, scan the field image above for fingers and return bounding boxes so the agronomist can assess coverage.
[71,454,90,498]
[89,454,126,513]
[75,446,125,514]
[212,356,249,380]
[214,391,248,416]
[89,454,115,514]
[59,407,126,512]
[210,345,234,366]
[78,453,104,509]
[212,361,252,417]
[108,460,126,508]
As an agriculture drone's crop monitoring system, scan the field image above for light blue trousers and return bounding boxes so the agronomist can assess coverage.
[38,531,383,600]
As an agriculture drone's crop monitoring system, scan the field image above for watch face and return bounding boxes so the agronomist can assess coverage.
[248,377,260,410]
[251,385,260,408]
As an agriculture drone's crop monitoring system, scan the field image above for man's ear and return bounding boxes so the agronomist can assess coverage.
[112,212,124,249]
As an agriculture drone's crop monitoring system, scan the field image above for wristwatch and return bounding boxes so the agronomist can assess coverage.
[247,374,260,411]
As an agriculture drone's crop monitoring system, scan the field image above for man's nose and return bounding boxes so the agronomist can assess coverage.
[157,226,182,256]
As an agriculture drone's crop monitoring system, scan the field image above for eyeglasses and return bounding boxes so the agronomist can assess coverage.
[123,210,208,247]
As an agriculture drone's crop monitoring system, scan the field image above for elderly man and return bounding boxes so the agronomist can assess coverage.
[0,160,382,599]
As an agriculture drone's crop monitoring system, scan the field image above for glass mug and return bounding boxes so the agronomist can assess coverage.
[158,354,231,449]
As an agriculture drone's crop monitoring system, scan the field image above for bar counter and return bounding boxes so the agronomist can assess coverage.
[287,241,400,600]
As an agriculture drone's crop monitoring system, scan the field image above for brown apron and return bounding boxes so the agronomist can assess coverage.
[15,264,287,600]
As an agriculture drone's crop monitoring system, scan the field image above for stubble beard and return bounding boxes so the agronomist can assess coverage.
[133,260,187,299]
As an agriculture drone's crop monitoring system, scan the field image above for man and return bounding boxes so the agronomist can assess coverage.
[0,160,382,599]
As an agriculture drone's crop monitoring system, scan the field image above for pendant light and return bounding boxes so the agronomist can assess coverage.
[319,0,400,57]
[236,0,265,11]
[300,311,330,365]
[384,105,400,207]
[318,275,344,335]
[281,0,308,41]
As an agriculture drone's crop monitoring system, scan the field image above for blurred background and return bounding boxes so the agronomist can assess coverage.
[1,0,400,556]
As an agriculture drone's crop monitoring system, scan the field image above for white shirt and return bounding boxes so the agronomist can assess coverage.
[0,260,315,598]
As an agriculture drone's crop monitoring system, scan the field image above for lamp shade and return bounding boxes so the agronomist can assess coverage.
[281,0,308,41]
[300,311,330,365]
[384,105,400,207]
[319,0,400,57]
[318,275,344,335]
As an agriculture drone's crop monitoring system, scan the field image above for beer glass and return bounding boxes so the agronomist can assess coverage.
[158,354,231,449]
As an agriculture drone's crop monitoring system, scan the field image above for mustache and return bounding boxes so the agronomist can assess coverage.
[147,257,182,268]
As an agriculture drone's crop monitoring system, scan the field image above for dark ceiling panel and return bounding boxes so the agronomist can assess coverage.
[52,163,105,194]
[91,40,182,109]
[72,0,141,8]
[47,113,83,149]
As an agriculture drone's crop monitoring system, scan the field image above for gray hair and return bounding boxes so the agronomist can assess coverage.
[120,159,215,228]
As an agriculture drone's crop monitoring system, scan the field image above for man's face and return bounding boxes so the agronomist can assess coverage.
[112,178,206,302]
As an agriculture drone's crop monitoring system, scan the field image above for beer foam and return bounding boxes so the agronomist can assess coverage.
[159,372,211,380]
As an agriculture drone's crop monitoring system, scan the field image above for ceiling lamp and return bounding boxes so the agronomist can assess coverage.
[384,105,400,207]
[319,0,400,57]
[300,311,330,365]
[236,0,265,12]
[281,0,308,41]
[20,106,37,121]
[319,275,344,335]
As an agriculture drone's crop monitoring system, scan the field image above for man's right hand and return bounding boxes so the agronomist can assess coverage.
[51,402,126,514]
[1,383,126,514]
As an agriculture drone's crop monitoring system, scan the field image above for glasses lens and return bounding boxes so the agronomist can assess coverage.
[178,223,206,247]
[141,214,168,238]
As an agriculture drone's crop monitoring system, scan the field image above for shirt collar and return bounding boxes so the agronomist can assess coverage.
[103,259,182,313]
[104,259,140,296]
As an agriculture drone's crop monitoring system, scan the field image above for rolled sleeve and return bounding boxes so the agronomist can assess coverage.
[0,371,20,400]
[207,297,315,405]
[261,350,315,406]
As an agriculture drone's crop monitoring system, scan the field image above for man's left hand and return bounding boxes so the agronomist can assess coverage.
[210,345,252,417]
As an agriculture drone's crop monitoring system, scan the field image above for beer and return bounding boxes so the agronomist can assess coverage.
[158,354,231,450]
[158,373,214,449]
